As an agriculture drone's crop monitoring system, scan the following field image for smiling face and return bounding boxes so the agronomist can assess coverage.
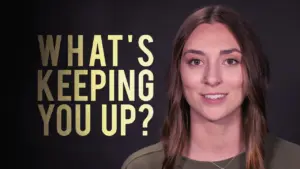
[180,22,248,122]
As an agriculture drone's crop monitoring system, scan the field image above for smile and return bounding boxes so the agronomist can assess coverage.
[203,94,226,99]
[200,93,228,104]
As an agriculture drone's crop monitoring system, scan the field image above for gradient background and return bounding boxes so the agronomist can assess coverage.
[19,0,300,169]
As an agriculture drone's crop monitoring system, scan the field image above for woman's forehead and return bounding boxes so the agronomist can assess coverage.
[184,23,241,52]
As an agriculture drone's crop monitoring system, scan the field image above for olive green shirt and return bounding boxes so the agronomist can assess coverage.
[121,133,300,169]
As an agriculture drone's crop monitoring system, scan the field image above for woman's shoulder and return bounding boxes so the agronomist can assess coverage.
[121,142,164,169]
[264,133,300,169]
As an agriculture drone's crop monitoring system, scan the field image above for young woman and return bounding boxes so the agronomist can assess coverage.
[121,4,300,169]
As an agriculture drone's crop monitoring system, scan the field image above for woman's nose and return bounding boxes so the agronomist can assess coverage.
[202,64,222,87]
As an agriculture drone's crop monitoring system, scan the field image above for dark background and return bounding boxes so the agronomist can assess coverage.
[19,0,300,169]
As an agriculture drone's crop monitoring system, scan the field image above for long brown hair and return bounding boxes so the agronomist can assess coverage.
[160,4,270,169]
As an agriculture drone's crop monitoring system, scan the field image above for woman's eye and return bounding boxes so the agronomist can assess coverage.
[189,59,202,65]
[225,58,239,65]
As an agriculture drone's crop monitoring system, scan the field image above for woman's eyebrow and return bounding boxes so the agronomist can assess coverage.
[183,49,206,57]
[220,48,241,55]
[183,48,241,57]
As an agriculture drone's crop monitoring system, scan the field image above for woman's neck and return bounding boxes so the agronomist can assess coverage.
[184,108,245,162]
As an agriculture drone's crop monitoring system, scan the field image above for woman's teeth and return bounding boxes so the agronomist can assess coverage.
[204,94,226,99]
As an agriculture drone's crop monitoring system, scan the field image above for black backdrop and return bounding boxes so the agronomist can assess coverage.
[19,0,300,169]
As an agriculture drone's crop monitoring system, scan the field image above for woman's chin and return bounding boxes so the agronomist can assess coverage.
[202,114,227,122]
[200,107,228,121]
[193,109,231,122]
[190,106,241,123]
[196,110,240,123]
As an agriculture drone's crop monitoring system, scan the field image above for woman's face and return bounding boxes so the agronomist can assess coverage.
[180,22,247,122]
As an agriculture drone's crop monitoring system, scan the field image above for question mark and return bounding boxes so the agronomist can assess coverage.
[139,104,154,136]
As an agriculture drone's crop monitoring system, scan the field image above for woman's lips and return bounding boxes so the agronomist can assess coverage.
[200,93,228,104]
